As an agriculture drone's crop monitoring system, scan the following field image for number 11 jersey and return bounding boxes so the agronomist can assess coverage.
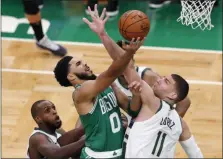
[125,100,182,158]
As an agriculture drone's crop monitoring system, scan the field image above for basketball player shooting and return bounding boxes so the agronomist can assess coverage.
[54,5,145,157]
[83,4,204,158]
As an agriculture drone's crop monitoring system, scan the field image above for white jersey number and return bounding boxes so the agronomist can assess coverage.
[109,112,121,133]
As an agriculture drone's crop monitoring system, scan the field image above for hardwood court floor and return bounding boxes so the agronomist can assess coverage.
[2,38,222,158]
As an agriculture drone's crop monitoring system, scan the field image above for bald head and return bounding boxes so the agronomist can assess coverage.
[31,100,53,119]
[31,100,62,129]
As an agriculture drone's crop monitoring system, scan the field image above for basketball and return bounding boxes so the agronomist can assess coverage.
[118,10,150,41]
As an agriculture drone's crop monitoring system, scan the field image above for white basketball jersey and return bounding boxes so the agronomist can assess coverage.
[27,128,62,158]
[114,66,149,97]
[125,101,182,158]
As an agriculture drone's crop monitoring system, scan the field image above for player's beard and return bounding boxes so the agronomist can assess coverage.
[76,73,97,80]
[44,121,62,131]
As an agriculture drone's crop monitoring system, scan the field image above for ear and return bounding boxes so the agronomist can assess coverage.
[35,116,43,124]
[168,92,177,100]
[67,73,76,82]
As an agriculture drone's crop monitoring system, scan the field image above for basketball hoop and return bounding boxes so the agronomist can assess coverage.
[177,0,216,31]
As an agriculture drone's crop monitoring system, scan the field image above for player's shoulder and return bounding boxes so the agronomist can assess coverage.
[143,68,159,77]
[137,66,150,70]
[74,80,95,90]
[137,66,150,75]
[140,67,159,81]
[29,132,48,147]
[73,81,95,100]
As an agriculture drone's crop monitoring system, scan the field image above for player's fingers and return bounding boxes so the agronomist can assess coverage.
[88,6,93,15]
[136,37,141,43]
[82,18,92,25]
[103,14,109,23]
[136,82,141,88]
[132,81,138,88]
[130,38,135,46]
[138,84,142,92]
[88,6,95,19]
[133,85,138,90]
[128,83,133,88]
[135,38,139,47]
[100,8,106,20]
[122,40,126,49]
[88,6,97,21]
[94,4,99,18]
[134,37,140,48]
[122,40,129,50]
[88,6,92,12]
[138,37,141,44]
[130,83,135,89]
[128,81,135,88]
[134,82,141,90]
[129,87,133,92]
[140,37,146,46]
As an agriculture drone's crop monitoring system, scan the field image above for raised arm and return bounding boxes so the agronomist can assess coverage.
[129,80,160,113]
[83,4,144,85]
[111,82,129,112]
[128,81,143,117]
[99,31,125,60]
[74,44,137,108]
[74,6,144,110]
[111,82,141,117]
[85,5,157,112]
[83,4,126,61]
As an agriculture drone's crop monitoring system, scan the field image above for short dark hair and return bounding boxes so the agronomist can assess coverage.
[171,74,189,102]
[54,56,73,87]
[31,100,46,119]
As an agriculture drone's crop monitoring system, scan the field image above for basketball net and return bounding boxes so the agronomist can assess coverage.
[177,0,216,31]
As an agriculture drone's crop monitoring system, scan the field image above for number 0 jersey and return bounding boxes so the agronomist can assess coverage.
[75,85,124,158]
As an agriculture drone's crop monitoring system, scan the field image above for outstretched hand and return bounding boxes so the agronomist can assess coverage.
[83,4,109,36]
[128,81,142,96]
[122,37,145,54]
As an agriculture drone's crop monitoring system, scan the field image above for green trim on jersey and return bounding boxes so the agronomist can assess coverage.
[156,100,163,114]
[141,67,151,79]
[79,86,124,156]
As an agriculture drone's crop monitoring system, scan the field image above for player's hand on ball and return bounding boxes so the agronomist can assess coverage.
[122,37,145,54]
[128,81,142,96]
[83,4,109,36]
